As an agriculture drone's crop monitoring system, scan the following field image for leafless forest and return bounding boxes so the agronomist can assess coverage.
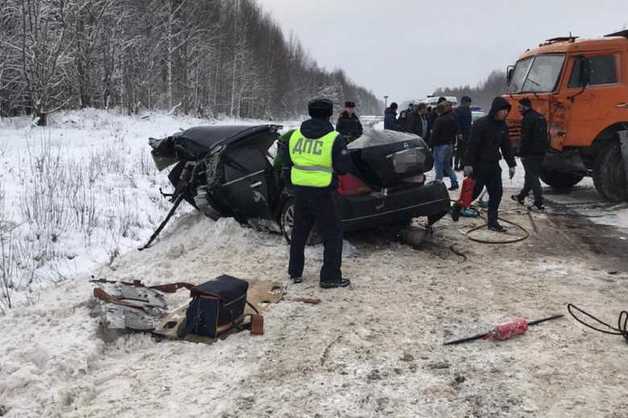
[0,0,382,124]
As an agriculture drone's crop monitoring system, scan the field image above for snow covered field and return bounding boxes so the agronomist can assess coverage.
[0,110,289,311]
[1,111,628,417]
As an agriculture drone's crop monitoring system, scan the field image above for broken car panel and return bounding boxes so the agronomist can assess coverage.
[148,125,451,242]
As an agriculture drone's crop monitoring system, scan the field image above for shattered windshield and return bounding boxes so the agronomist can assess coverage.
[510,54,565,93]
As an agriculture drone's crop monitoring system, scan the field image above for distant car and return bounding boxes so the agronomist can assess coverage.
[149,125,451,241]
[472,110,486,122]
[421,96,459,107]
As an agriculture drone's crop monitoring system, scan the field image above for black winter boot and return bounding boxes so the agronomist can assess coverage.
[320,278,351,289]
[510,195,525,205]
[488,223,507,233]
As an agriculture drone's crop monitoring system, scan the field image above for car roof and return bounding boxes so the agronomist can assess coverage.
[177,124,281,149]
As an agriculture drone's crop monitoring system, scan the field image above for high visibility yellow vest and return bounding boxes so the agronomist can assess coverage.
[289,129,337,188]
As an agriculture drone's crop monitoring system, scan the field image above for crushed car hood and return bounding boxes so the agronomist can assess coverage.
[150,124,282,170]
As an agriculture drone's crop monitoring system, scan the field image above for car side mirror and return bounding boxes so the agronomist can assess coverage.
[506,65,514,85]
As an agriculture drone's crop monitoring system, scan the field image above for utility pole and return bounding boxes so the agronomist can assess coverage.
[384,95,388,113]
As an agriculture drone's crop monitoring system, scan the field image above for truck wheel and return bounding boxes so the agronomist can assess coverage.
[593,141,628,202]
[279,198,322,245]
[540,169,584,190]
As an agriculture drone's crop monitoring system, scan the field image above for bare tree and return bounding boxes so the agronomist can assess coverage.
[16,0,75,125]
[68,0,113,108]
[0,0,383,120]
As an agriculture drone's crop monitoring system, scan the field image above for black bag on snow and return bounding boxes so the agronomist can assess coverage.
[183,275,249,338]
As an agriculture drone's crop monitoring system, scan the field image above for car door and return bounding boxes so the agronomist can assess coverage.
[218,138,276,224]
[562,52,622,147]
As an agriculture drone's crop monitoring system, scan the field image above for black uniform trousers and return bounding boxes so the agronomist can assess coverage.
[454,136,467,170]
[288,189,343,283]
[518,156,544,205]
[472,163,503,227]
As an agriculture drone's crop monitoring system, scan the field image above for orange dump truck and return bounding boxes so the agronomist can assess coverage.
[504,30,628,202]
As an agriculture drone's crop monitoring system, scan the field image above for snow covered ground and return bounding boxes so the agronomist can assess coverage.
[0,110,292,311]
[1,111,628,417]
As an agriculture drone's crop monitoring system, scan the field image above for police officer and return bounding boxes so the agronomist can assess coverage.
[280,99,352,289]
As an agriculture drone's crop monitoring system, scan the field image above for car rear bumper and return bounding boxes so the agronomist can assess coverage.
[338,181,451,231]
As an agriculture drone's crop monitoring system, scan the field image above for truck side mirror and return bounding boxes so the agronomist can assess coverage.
[506,65,514,85]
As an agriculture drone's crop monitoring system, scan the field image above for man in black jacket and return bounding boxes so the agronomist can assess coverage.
[464,97,517,232]
[403,103,429,139]
[431,100,459,191]
[512,98,548,210]
[454,96,473,171]
[416,103,430,141]
[278,99,352,289]
[336,101,363,143]
[384,102,399,131]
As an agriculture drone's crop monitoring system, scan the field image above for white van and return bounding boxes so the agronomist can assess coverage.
[420,96,459,107]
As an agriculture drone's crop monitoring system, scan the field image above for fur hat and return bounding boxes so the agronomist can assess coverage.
[308,99,334,118]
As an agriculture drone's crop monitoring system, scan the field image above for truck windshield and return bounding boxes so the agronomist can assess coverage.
[509,54,565,93]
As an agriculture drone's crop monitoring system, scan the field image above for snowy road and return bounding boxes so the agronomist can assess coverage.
[2,185,628,417]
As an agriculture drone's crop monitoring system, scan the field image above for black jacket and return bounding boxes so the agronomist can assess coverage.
[336,111,363,141]
[397,109,410,131]
[464,97,516,169]
[384,107,399,131]
[278,118,352,192]
[403,110,425,138]
[454,106,472,141]
[519,108,549,157]
[430,110,458,147]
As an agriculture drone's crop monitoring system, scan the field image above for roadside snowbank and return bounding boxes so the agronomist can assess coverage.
[0,109,291,311]
[2,199,627,417]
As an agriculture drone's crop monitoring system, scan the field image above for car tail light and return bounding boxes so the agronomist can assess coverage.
[338,174,373,196]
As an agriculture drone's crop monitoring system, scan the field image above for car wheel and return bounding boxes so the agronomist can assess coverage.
[279,198,322,245]
[540,169,584,191]
[593,141,628,202]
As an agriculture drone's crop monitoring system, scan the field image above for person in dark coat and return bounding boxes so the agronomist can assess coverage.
[336,101,363,143]
[415,103,431,141]
[464,97,517,232]
[512,98,548,210]
[430,100,459,190]
[454,96,473,171]
[398,103,415,132]
[384,102,399,131]
[278,99,352,288]
[403,103,425,137]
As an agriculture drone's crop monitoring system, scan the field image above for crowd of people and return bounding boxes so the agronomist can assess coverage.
[384,95,548,231]
[278,96,548,287]
[384,96,474,191]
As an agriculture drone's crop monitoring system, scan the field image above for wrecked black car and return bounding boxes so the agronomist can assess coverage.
[148,125,450,243]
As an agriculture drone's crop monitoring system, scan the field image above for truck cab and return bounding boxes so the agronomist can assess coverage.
[504,30,628,201]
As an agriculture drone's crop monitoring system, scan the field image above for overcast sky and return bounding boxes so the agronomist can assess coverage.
[261,0,628,103]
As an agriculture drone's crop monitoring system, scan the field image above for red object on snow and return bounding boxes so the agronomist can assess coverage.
[485,318,529,341]
[337,174,372,196]
[457,177,476,209]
